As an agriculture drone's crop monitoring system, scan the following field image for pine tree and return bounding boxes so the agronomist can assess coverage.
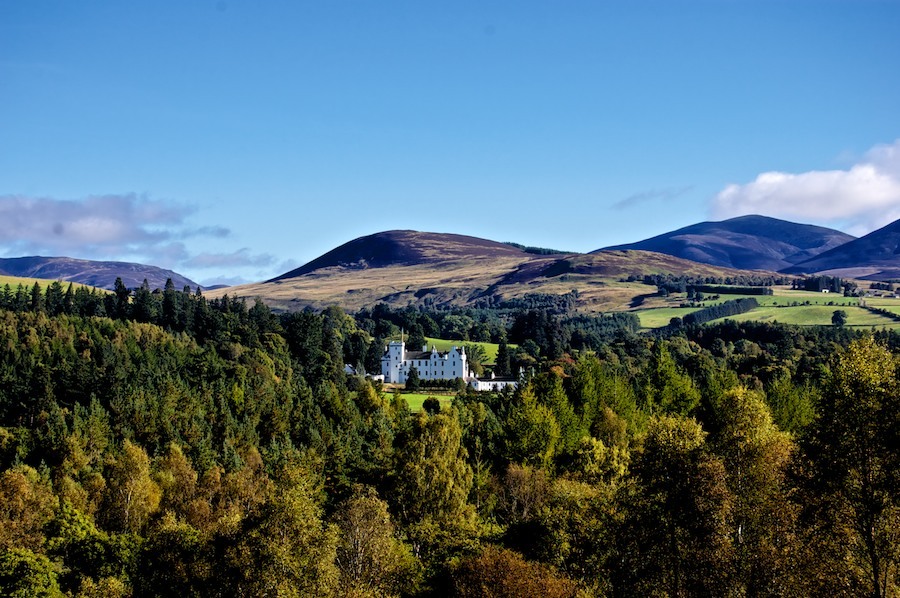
[495,337,511,377]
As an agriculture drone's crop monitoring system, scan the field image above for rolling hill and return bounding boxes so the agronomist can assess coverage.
[0,256,199,291]
[784,218,900,280]
[270,230,528,280]
[211,230,761,312]
[598,215,855,271]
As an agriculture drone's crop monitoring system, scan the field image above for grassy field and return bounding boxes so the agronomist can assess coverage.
[682,289,861,308]
[708,305,900,328]
[636,307,704,329]
[0,275,101,292]
[396,392,455,412]
[635,286,900,329]
[0,274,59,288]
[869,305,900,316]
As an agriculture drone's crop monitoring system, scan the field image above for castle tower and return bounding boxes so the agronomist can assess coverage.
[381,340,406,383]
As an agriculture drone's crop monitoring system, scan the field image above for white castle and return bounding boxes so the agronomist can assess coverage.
[381,339,470,384]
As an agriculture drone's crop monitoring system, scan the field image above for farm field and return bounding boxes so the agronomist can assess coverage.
[688,289,861,308]
[635,286,900,329]
[636,307,703,329]
[396,392,455,412]
[709,305,899,328]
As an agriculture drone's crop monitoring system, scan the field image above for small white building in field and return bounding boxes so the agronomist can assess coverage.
[381,340,470,384]
[469,371,519,392]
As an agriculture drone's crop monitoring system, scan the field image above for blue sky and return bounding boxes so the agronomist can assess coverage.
[2,1,900,286]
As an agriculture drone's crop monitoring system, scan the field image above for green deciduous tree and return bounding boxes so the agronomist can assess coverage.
[710,386,798,594]
[220,462,338,597]
[133,514,209,597]
[832,309,848,327]
[392,410,476,565]
[0,548,63,597]
[642,342,701,416]
[616,415,733,596]
[803,337,900,598]
[504,385,560,470]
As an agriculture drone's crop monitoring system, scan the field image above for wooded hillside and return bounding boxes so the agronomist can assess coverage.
[0,281,898,596]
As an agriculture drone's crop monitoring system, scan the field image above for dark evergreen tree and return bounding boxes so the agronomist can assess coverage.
[132,279,156,323]
[406,366,421,391]
[113,277,130,319]
[29,282,43,313]
[495,337,511,377]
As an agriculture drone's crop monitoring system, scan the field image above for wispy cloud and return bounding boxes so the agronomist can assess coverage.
[0,194,201,256]
[198,275,253,288]
[0,193,272,276]
[711,139,900,235]
[183,248,276,269]
[613,185,694,210]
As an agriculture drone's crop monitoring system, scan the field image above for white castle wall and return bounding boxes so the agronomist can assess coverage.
[380,340,468,384]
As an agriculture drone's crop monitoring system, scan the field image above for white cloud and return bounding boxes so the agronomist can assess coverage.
[711,139,900,235]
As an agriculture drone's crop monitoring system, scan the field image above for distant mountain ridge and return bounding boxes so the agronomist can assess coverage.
[223,229,762,312]
[784,218,900,280]
[598,215,855,271]
[0,256,199,291]
[7,214,897,313]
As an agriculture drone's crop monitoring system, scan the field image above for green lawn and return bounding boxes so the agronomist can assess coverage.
[397,392,455,412]
[636,307,703,329]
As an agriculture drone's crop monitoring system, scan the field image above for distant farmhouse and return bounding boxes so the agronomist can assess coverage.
[376,339,518,391]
